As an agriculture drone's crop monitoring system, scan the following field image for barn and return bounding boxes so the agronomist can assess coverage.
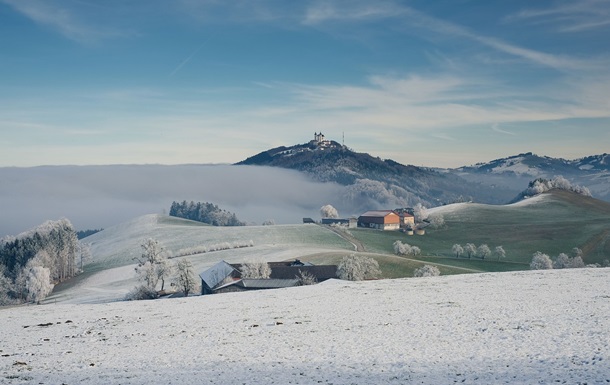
[358,210,401,231]
[199,260,338,295]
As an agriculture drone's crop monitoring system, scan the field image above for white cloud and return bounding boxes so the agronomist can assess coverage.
[508,0,610,33]
[491,123,515,136]
[1,0,128,43]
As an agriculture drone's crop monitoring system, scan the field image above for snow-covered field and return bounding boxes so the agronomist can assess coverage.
[1,268,608,384]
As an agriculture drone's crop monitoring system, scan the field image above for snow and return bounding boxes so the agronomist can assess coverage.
[1,268,608,384]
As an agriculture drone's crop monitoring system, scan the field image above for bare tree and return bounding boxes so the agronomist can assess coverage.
[240,261,271,279]
[428,214,445,229]
[530,251,553,270]
[477,244,491,260]
[296,270,317,286]
[452,244,464,258]
[336,254,381,281]
[413,203,428,223]
[320,204,339,219]
[134,238,168,290]
[553,253,571,269]
[175,259,197,297]
[393,240,421,257]
[494,246,506,261]
[464,243,477,259]
[413,265,440,277]
[26,266,53,304]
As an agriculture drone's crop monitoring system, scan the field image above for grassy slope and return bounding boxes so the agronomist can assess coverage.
[76,190,610,292]
[84,215,355,271]
[350,190,610,272]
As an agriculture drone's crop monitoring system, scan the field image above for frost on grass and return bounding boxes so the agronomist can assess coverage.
[1,269,608,385]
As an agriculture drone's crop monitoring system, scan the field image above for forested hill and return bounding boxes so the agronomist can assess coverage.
[237,141,507,208]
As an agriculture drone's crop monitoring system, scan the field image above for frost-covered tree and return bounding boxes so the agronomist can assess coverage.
[26,265,53,304]
[262,219,276,226]
[452,244,464,258]
[296,270,317,286]
[428,214,445,229]
[134,238,168,290]
[336,254,381,281]
[240,261,271,279]
[0,264,15,306]
[477,244,491,260]
[464,243,477,259]
[413,265,440,277]
[553,253,571,269]
[530,251,553,270]
[320,204,339,219]
[78,242,93,272]
[175,259,197,297]
[569,255,585,268]
[393,241,421,256]
[521,176,592,199]
[413,203,428,223]
[494,246,506,261]
[571,247,583,259]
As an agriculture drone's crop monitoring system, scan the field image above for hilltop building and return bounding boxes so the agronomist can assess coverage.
[311,132,333,148]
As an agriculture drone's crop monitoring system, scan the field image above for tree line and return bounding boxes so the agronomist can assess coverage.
[169,201,245,226]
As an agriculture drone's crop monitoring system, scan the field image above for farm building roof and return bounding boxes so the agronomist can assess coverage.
[199,260,237,289]
[359,210,397,217]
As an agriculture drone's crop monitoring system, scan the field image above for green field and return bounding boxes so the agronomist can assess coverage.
[84,190,610,280]
[348,190,610,272]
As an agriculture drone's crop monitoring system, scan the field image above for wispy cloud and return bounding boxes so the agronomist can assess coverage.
[492,123,515,135]
[507,0,610,33]
[169,40,211,77]
[302,0,602,72]
[303,0,404,25]
[1,0,129,43]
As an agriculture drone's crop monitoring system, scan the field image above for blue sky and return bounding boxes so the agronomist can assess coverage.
[1,0,609,168]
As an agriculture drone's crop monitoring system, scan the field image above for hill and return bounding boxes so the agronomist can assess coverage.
[52,215,470,304]
[2,268,608,384]
[238,137,609,209]
[49,189,610,304]
[451,152,610,202]
[237,138,503,209]
[348,190,610,272]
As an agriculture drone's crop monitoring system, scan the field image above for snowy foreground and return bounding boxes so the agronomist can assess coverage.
[1,269,609,384]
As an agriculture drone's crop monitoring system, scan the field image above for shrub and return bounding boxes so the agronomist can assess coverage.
[125,285,159,301]
[337,254,381,281]
[413,265,440,277]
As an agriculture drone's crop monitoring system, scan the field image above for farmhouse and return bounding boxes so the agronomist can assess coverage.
[199,260,338,295]
[358,210,401,231]
[398,212,415,228]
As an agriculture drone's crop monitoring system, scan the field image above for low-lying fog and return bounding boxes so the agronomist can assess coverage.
[0,165,351,237]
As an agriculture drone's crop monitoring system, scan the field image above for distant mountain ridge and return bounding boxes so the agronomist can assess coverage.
[452,152,610,202]
[237,135,610,205]
[237,135,509,209]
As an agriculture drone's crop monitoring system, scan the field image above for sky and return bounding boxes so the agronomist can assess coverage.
[0,0,609,168]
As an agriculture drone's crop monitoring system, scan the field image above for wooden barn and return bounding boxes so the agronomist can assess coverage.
[199,260,338,295]
[358,210,401,231]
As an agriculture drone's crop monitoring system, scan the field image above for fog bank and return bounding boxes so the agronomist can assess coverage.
[0,165,348,237]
